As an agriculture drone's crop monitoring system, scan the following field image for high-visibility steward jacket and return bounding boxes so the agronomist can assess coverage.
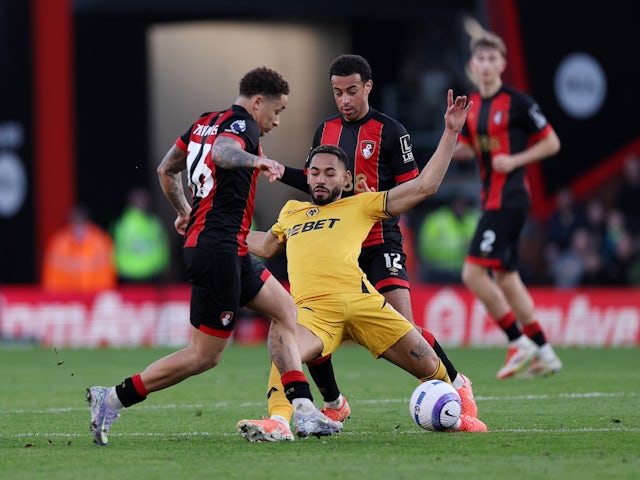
[111,207,170,281]
[42,222,116,292]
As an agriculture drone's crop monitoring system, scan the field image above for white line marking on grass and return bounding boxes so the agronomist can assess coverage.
[5,425,640,441]
[359,391,634,405]
[1,391,634,415]
[0,402,261,415]
[478,392,630,401]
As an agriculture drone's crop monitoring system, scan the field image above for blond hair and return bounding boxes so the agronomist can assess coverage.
[469,31,507,57]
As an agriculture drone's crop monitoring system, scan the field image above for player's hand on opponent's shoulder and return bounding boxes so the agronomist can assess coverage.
[444,89,472,133]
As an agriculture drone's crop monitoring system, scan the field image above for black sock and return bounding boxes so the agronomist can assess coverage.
[115,377,146,407]
[498,312,522,342]
[307,355,340,403]
[283,381,313,403]
[432,340,458,381]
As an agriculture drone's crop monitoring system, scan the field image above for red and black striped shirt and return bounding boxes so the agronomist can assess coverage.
[281,108,418,247]
[459,84,555,211]
[175,105,261,255]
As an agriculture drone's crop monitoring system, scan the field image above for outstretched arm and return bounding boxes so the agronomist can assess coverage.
[385,90,472,216]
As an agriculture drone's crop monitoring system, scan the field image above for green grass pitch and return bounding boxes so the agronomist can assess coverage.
[0,344,638,479]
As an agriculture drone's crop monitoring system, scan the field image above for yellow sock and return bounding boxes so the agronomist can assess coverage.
[267,362,293,421]
[419,359,451,384]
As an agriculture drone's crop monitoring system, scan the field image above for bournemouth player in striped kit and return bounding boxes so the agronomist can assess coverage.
[454,32,562,379]
[86,67,341,446]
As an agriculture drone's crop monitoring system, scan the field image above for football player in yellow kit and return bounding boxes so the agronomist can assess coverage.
[238,90,487,441]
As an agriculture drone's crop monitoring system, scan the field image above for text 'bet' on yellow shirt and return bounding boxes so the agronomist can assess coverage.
[271,192,390,303]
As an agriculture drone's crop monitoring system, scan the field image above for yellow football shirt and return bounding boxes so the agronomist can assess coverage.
[271,191,391,303]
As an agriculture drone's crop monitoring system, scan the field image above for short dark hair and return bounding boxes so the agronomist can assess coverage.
[239,66,290,99]
[329,54,372,82]
[308,144,349,170]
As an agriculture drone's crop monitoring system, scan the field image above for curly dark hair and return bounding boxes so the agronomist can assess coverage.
[238,66,289,99]
[328,54,372,82]
[308,144,349,170]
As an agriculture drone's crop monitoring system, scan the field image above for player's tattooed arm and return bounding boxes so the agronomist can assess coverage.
[157,145,190,217]
[157,144,191,235]
[211,136,283,181]
[211,136,259,169]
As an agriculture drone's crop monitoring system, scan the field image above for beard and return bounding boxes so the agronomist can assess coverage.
[311,185,343,205]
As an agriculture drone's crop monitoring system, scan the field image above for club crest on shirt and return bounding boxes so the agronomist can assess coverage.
[361,141,376,159]
[306,207,319,217]
[226,120,247,134]
[493,110,503,125]
[220,311,234,326]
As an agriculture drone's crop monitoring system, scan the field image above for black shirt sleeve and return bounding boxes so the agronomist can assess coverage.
[279,166,308,194]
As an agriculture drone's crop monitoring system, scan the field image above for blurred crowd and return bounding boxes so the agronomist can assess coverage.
[540,153,640,287]
[409,153,640,288]
[41,187,170,293]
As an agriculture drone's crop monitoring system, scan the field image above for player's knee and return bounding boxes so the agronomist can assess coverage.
[462,261,491,288]
[461,264,475,287]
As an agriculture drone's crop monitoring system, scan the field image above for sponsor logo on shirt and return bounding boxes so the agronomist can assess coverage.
[287,218,340,238]
[528,104,548,129]
[400,134,414,163]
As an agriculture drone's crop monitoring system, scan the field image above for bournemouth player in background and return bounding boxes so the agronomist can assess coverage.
[453,31,563,378]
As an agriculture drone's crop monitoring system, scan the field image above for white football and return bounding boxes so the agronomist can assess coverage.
[409,380,462,431]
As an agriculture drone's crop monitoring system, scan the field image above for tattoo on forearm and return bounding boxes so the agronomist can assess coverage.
[158,146,189,214]
[168,179,189,215]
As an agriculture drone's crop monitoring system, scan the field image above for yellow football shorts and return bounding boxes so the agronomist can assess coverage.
[296,291,414,358]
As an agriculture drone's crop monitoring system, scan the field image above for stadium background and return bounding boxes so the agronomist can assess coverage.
[1,0,638,347]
